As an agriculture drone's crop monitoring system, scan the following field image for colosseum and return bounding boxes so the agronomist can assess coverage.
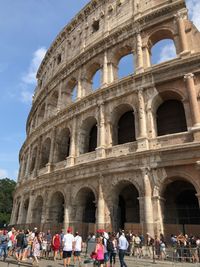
[11,0,200,239]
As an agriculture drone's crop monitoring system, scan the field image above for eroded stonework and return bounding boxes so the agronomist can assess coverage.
[11,0,200,238]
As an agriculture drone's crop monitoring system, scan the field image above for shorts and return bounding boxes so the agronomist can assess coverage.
[63,251,72,258]
[97,259,104,264]
[16,247,24,254]
[104,252,109,262]
[74,251,81,256]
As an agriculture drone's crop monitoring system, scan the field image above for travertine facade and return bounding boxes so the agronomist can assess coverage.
[11,0,200,238]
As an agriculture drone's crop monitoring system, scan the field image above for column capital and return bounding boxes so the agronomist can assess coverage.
[184,73,194,80]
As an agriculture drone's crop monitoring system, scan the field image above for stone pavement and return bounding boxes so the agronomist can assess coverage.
[1,256,200,267]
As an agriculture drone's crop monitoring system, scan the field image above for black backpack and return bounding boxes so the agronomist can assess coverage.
[106,239,114,252]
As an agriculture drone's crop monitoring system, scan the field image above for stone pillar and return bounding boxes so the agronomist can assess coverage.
[10,200,17,225]
[137,89,149,151]
[136,33,144,73]
[25,146,32,177]
[152,185,164,235]
[68,117,76,166]
[64,204,70,230]
[96,103,106,158]
[26,194,34,224]
[77,74,82,100]
[143,45,151,68]
[97,181,105,229]
[176,12,189,55]
[108,62,117,83]
[33,136,42,177]
[102,51,108,85]
[47,127,56,172]
[141,169,154,236]
[184,73,200,127]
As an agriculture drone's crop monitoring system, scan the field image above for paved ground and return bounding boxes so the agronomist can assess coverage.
[1,256,200,267]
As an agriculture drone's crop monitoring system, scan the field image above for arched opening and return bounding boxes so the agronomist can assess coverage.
[118,54,135,79]
[89,124,97,152]
[30,147,37,173]
[118,111,136,144]
[21,198,29,224]
[151,39,176,65]
[55,128,71,162]
[71,84,78,102]
[163,180,200,225]
[40,138,51,169]
[37,103,45,125]
[32,196,43,224]
[156,99,187,136]
[92,69,101,91]
[79,117,97,154]
[49,192,65,224]
[15,203,20,223]
[116,183,140,230]
[47,91,58,117]
[75,187,96,223]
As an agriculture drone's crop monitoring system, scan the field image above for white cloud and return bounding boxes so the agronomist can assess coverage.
[22,47,46,85]
[0,168,8,179]
[186,0,200,31]
[157,43,176,64]
[20,47,46,104]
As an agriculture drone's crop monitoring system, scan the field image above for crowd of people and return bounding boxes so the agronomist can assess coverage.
[1,226,200,266]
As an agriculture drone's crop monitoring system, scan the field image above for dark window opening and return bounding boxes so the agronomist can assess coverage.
[118,111,136,144]
[92,20,100,32]
[57,54,62,65]
[157,100,187,136]
[88,124,97,152]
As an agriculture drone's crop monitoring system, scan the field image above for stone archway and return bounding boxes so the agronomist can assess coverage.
[32,196,43,225]
[75,187,96,223]
[21,198,29,224]
[48,192,65,224]
[112,181,140,231]
[162,179,200,235]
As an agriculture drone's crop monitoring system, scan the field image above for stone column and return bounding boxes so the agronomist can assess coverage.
[77,74,82,100]
[184,73,200,127]
[152,185,164,235]
[25,146,32,177]
[96,103,106,158]
[195,193,200,208]
[47,127,56,172]
[10,200,17,225]
[108,62,117,83]
[102,51,108,85]
[68,117,76,166]
[142,45,151,68]
[176,12,189,55]
[141,168,154,236]
[97,181,105,229]
[136,33,144,73]
[26,193,34,224]
[137,89,149,151]
[33,136,42,177]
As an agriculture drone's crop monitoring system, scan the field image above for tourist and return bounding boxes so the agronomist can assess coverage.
[73,231,83,266]
[95,236,104,267]
[45,229,52,259]
[15,229,25,263]
[32,232,42,266]
[118,230,129,267]
[60,229,65,259]
[52,232,61,261]
[109,233,117,267]
[0,229,8,261]
[62,227,75,267]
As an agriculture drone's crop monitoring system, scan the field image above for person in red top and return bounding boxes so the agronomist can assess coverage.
[52,233,61,261]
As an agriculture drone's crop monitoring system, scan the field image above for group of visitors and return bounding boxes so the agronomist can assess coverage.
[0,227,82,266]
[1,226,200,266]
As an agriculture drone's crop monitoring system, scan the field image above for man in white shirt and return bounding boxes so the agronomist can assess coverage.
[118,231,129,267]
[62,227,75,267]
[73,231,82,266]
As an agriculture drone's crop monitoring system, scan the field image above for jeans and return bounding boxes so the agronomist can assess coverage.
[119,249,127,267]
[0,243,8,260]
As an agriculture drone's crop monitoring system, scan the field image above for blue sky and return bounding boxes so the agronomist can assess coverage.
[0,0,199,181]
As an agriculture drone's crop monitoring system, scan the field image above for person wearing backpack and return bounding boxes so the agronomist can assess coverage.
[109,233,117,267]
[118,230,129,267]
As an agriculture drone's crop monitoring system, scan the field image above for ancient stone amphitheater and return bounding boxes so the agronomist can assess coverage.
[11,0,200,238]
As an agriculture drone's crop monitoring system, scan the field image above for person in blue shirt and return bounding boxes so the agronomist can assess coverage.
[118,231,129,267]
